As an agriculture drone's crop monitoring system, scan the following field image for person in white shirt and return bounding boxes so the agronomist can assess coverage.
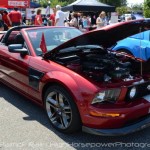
[96,11,108,29]
[55,5,65,26]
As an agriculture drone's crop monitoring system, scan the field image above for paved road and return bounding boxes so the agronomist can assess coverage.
[1,83,150,150]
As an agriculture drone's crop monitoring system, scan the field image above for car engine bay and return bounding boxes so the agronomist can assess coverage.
[52,45,147,83]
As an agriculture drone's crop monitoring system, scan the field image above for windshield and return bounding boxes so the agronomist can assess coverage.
[27,27,83,56]
[27,27,82,55]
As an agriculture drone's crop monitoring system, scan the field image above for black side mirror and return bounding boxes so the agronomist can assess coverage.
[8,44,28,55]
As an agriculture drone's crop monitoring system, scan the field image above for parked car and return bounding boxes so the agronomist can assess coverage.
[119,14,136,21]
[113,30,150,61]
[134,13,144,19]
[0,19,150,136]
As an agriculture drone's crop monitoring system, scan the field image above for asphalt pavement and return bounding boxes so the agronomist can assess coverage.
[1,83,150,150]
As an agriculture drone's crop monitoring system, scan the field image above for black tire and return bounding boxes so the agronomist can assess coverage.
[44,85,82,134]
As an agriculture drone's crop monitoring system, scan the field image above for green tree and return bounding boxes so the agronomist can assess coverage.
[116,6,128,15]
[99,0,127,7]
[144,0,150,18]
[39,0,66,8]
[50,0,66,7]
[131,4,143,12]
[61,0,76,4]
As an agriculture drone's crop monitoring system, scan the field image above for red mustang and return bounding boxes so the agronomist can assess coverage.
[0,19,150,136]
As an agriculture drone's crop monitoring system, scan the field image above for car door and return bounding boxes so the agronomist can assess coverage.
[0,34,30,94]
[143,30,150,60]
[132,31,150,61]
[129,32,144,59]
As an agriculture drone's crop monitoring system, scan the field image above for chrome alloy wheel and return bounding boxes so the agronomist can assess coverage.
[46,91,72,129]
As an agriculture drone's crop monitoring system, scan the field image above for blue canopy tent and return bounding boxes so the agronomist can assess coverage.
[30,2,41,8]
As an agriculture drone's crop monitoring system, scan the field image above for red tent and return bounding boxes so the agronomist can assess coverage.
[0,0,30,8]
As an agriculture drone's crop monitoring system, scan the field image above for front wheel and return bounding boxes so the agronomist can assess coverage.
[44,85,81,133]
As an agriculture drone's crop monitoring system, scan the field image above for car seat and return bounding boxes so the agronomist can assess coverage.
[14,33,24,45]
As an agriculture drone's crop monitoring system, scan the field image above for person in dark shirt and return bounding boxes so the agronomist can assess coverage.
[31,10,35,25]
[42,15,48,26]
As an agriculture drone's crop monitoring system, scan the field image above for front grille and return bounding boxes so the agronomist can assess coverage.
[125,81,150,101]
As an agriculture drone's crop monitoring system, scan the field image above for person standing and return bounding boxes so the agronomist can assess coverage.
[31,10,36,25]
[2,11,10,27]
[77,13,83,29]
[34,9,43,26]
[42,15,48,26]
[68,13,78,28]
[49,8,56,26]
[96,11,108,28]
[82,16,88,28]
[55,5,65,26]
[8,8,22,27]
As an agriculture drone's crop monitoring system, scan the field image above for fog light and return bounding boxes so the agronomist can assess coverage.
[129,87,137,99]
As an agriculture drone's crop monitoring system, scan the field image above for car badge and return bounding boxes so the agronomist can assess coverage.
[147,85,150,90]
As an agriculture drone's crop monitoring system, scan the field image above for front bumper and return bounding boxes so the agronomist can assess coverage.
[82,114,150,136]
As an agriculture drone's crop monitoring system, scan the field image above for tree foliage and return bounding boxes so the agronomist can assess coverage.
[144,0,150,18]
[131,4,143,12]
[99,0,127,7]
[39,0,67,8]
[116,6,128,15]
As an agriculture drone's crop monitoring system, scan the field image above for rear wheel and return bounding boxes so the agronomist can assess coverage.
[44,85,81,133]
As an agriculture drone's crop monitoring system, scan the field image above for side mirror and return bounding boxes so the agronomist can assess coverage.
[8,44,28,55]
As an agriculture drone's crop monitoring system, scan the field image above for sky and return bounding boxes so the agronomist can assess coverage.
[127,0,144,6]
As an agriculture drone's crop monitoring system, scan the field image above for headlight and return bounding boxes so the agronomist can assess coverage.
[129,86,137,99]
[91,88,121,104]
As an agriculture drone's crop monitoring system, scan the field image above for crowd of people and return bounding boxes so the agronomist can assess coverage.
[0,4,133,32]
[32,5,94,29]
[31,5,109,32]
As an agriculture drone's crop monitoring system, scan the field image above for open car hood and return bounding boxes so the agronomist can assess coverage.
[43,19,150,58]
